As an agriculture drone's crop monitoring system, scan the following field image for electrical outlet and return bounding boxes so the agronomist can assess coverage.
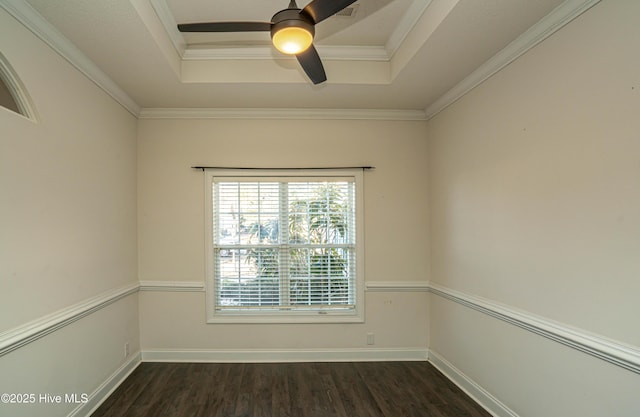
[124,342,130,358]
[366,332,375,345]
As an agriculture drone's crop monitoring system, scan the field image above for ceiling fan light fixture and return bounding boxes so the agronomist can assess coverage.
[272,26,313,54]
[177,0,351,83]
[270,7,315,55]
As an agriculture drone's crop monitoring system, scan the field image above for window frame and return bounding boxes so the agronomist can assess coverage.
[0,52,37,121]
[203,168,365,324]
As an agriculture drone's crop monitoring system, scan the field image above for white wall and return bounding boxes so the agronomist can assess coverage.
[137,118,430,357]
[427,1,640,416]
[0,9,139,417]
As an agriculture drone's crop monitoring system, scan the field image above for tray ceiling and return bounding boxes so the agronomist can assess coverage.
[8,0,598,116]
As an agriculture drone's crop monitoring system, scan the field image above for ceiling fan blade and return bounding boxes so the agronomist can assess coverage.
[177,22,272,32]
[301,0,358,24]
[296,45,327,85]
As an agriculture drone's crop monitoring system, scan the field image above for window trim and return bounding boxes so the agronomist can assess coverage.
[0,52,37,121]
[203,169,365,323]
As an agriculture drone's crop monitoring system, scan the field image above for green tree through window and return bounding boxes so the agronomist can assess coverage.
[205,169,364,323]
[243,183,351,307]
[212,179,356,313]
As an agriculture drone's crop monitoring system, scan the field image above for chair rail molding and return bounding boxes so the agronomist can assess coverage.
[138,280,431,293]
[428,282,640,375]
[4,278,637,376]
[138,280,205,292]
[0,282,139,357]
[365,281,430,292]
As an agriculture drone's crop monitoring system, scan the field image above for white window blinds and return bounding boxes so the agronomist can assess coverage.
[211,176,357,314]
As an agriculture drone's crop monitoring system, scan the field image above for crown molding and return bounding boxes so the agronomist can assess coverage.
[1,0,602,125]
[182,45,390,61]
[424,0,601,119]
[149,0,185,57]
[138,107,427,121]
[0,0,141,116]
[153,0,427,62]
[385,0,433,58]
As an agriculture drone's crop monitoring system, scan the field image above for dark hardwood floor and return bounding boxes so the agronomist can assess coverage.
[92,361,491,417]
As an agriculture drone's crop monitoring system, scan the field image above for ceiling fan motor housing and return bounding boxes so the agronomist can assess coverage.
[270,8,315,41]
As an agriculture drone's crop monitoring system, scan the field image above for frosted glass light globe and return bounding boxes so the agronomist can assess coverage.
[272,27,313,54]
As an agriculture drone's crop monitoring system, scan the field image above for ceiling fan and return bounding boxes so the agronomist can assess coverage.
[177,0,358,84]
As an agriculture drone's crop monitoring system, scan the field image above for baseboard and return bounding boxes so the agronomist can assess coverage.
[142,347,428,363]
[428,350,518,417]
[68,352,142,417]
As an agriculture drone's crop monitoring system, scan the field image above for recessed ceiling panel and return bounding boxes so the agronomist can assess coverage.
[20,0,590,111]
[168,0,414,48]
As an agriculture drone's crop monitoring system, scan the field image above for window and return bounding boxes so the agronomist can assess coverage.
[0,76,20,114]
[0,52,36,120]
[204,169,364,323]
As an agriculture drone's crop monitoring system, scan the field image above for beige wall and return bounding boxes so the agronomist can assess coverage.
[0,9,138,417]
[3,0,639,414]
[427,1,640,416]
[137,118,430,352]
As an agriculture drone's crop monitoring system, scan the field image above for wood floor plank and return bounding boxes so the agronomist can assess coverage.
[270,363,293,417]
[327,362,383,417]
[91,361,491,417]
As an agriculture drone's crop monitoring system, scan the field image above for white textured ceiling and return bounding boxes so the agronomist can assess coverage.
[17,0,588,114]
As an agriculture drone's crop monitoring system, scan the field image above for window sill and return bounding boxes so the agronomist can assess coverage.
[206,310,364,324]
